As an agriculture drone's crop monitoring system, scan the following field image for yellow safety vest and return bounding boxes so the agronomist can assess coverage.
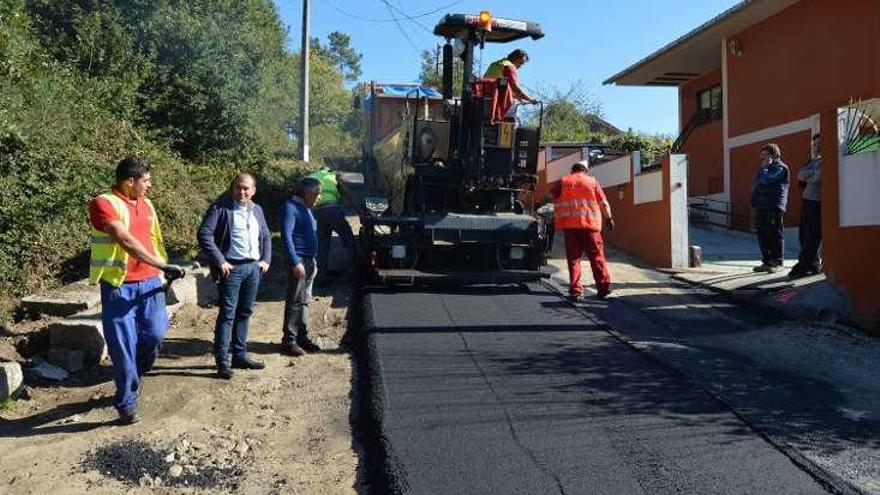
[483,59,514,79]
[89,192,167,287]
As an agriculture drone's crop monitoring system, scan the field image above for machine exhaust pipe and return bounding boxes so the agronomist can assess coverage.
[442,42,453,100]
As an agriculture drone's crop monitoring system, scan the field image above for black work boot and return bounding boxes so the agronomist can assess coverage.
[281,342,305,357]
[297,339,321,353]
[118,409,142,425]
[217,360,234,380]
[231,355,265,370]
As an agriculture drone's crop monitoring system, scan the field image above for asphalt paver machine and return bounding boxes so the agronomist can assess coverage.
[359,11,547,284]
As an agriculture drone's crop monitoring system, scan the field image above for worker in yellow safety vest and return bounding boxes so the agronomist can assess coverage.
[88,157,185,425]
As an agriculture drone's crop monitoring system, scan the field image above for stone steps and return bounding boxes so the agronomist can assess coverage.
[20,279,100,317]
[24,265,214,372]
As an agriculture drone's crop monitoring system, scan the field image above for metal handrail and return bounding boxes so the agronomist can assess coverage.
[672,107,721,153]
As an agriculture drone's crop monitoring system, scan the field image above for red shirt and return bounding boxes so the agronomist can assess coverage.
[502,64,527,101]
[89,189,161,282]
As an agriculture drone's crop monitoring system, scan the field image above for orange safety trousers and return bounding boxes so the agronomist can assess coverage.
[564,230,611,297]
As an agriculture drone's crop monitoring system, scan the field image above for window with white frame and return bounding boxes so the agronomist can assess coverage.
[697,85,722,119]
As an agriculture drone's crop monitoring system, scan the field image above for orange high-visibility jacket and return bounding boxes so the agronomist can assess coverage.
[554,173,605,231]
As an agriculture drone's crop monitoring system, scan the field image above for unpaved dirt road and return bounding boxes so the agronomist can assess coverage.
[0,265,361,495]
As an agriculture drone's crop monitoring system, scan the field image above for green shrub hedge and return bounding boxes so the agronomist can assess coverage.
[0,0,358,323]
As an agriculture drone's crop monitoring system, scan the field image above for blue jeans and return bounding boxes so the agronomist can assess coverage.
[101,277,168,415]
[214,261,261,365]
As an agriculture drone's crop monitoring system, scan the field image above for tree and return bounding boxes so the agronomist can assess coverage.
[526,81,671,165]
[418,48,462,95]
[525,82,605,142]
[0,0,367,313]
[311,31,362,82]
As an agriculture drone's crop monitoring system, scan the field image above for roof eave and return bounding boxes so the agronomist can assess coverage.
[603,0,799,87]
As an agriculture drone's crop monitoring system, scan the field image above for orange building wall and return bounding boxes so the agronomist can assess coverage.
[603,166,672,267]
[819,110,880,331]
[683,122,724,196]
[728,130,812,231]
[680,70,724,196]
[727,0,880,137]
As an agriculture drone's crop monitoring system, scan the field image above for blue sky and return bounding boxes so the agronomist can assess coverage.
[275,0,740,136]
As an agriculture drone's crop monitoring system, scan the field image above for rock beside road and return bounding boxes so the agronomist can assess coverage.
[47,348,85,372]
[26,358,68,382]
[0,361,24,400]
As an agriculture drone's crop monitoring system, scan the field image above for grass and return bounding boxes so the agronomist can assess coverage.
[0,396,15,411]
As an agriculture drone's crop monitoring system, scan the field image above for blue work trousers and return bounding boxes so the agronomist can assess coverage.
[214,261,260,365]
[100,276,168,415]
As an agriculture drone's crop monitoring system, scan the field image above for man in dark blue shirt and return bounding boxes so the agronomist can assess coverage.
[750,143,790,273]
[279,177,322,355]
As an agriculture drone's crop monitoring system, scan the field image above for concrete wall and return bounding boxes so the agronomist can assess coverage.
[838,100,880,227]
[598,154,689,268]
[539,151,690,269]
[590,155,631,189]
[839,150,880,227]
[535,147,588,200]
[634,170,663,204]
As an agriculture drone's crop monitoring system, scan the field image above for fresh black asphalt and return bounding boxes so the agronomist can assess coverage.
[359,282,830,494]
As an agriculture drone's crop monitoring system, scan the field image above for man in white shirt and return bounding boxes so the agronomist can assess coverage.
[198,173,272,379]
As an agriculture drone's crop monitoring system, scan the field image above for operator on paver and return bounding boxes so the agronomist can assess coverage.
[306,167,358,286]
[88,157,185,424]
[483,48,538,105]
[545,160,615,301]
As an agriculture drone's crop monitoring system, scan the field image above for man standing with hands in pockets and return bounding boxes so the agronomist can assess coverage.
[279,177,323,356]
[198,173,271,379]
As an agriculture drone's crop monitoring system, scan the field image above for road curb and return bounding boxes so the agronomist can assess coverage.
[349,285,409,494]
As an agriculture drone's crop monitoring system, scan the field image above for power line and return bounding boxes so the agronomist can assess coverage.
[320,0,464,23]
[379,0,422,55]
[378,0,434,35]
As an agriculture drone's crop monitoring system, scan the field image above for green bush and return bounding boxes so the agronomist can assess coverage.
[0,0,362,323]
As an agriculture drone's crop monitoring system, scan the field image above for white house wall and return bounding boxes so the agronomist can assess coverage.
[839,150,880,227]
[588,155,631,188]
[545,150,586,184]
[634,170,663,204]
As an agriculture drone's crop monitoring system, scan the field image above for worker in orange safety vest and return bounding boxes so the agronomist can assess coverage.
[545,160,615,301]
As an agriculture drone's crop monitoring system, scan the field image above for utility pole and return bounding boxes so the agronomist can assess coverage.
[299,0,310,162]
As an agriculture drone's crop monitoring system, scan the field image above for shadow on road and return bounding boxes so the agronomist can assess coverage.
[0,396,114,438]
